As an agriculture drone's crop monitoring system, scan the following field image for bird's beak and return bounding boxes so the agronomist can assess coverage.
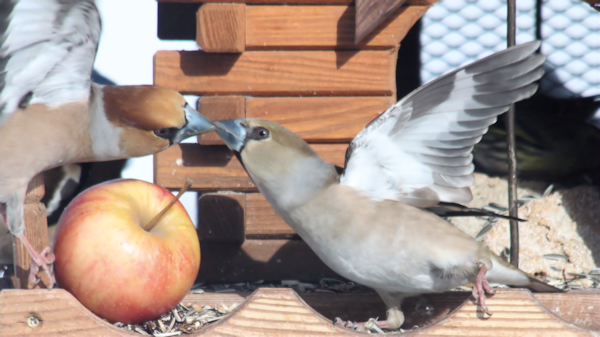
[171,104,216,144]
[214,119,246,152]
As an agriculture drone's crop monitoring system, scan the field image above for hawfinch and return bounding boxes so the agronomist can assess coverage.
[0,0,215,287]
[214,41,560,330]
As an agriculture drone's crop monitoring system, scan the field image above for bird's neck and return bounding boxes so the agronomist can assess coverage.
[252,156,339,214]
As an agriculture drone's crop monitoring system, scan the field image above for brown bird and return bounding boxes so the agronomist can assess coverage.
[0,0,216,287]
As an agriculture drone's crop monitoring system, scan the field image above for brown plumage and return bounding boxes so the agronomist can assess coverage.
[0,0,216,287]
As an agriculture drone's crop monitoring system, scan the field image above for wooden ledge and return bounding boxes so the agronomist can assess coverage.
[1,288,598,336]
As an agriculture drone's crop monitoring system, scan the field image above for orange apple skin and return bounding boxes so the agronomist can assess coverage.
[54,179,200,324]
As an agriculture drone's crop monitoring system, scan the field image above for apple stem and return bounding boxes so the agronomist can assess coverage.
[143,179,193,232]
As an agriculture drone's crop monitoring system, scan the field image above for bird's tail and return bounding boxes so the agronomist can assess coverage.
[486,251,563,292]
[526,275,563,293]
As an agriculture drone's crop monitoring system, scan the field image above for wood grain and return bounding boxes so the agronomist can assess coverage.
[13,173,52,289]
[197,96,245,145]
[355,0,406,43]
[158,0,438,5]
[0,289,597,335]
[197,96,394,145]
[185,290,600,333]
[0,288,130,336]
[197,3,245,52]
[245,5,428,50]
[155,143,347,191]
[245,193,297,239]
[154,50,396,96]
[245,96,393,142]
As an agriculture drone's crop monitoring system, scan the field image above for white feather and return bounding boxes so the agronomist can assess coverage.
[0,0,100,125]
[341,41,545,207]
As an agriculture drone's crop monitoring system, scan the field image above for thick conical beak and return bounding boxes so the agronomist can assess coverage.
[171,104,216,144]
[214,119,246,152]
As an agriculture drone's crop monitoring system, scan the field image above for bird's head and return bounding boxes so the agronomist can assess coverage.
[101,85,216,157]
[215,118,338,209]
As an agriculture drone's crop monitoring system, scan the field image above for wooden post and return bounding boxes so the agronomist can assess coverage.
[197,3,246,53]
[12,173,52,289]
[197,96,245,145]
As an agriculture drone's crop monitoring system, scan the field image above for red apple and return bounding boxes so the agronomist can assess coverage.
[54,179,200,324]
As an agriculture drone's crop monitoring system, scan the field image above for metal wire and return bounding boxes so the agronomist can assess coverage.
[506,0,519,267]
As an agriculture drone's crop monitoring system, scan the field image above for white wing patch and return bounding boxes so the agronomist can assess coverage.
[341,41,545,207]
[0,0,100,126]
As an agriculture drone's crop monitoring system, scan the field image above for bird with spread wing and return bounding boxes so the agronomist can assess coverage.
[0,0,216,288]
[214,41,561,330]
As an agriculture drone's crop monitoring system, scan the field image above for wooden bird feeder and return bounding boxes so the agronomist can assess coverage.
[4,0,599,335]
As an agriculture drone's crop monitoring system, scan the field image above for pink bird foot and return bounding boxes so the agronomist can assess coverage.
[18,234,55,288]
[472,264,495,315]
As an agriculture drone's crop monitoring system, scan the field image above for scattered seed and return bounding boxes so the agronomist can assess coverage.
[134,326,150,335]
[543,254,568,261]
[157,319,167,333]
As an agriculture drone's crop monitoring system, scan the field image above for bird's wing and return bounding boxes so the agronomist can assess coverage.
[0,0,101,126]
[340,41,544,207]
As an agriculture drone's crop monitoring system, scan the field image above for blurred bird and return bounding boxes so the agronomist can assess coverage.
[214,41,561,330]
[474,93,600,183]
[0,0,216,288]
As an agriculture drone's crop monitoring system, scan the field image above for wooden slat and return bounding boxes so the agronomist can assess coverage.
[245,5,428,50]
[155,143,347,191]
[197,240,340,283]
[355,0,406,44]
[197,193,295,241]
[245,193,297,239]
[13,174,52,289]
[245,96,393,142]
[154,50,396,96]
[197,96,245,145]
[197,3,246,52]
[158,0,438,5]
[0,289,596,336]
[197,193,246,243]
[197,96,394,145]
[0,289,130,336]
[536,291,600,331]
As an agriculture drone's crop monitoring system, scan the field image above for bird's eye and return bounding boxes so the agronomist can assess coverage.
[253,127,270,140]
[154,128,176,139]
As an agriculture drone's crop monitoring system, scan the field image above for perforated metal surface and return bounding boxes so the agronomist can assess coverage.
[421,0,599,98]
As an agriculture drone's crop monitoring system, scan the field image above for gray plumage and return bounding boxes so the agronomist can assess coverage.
[214,42,561,330]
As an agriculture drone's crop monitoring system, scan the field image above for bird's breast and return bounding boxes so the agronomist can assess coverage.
[0,102,94,198]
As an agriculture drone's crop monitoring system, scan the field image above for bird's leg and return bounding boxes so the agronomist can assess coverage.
[373,307,404,330]
[334,307,404,332]
[17,233,55,287]
[472,263,495,315]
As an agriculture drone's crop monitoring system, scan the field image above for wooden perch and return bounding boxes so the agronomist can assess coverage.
[153,50,396,96]
[154,143,347,191]
[0,288,597,336]
[196,95,395,145]
[12,174,51,289]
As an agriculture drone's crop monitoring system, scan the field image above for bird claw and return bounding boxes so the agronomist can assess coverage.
[334,317,357,329]
[334,317,385,333]
[18,234,55,288]
[473,264,494,316]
